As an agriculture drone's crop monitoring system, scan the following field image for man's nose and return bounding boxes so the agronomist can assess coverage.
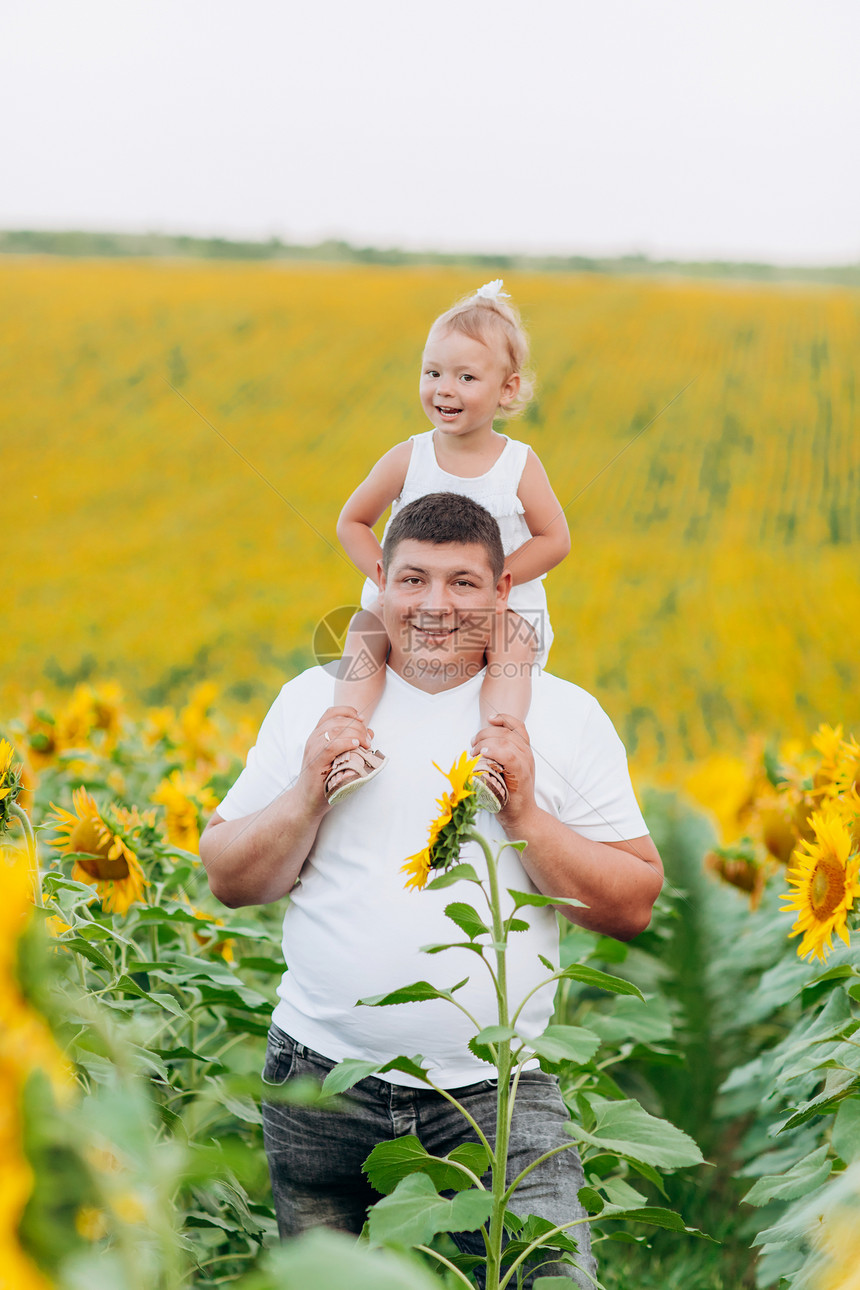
[418,580,454,613]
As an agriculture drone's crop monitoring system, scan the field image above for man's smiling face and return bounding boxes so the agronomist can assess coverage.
[378,539,511,692]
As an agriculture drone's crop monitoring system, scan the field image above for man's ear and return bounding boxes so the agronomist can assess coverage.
[495,568,513,608]
[376,559,386,595]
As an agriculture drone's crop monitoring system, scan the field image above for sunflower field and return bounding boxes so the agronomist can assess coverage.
[3,259,860,764]
[4,256,860,1287]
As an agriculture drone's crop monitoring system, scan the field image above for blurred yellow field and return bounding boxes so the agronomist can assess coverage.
[4,258,859,767]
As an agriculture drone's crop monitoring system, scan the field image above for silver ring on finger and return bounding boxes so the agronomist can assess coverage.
[324,730,331,742]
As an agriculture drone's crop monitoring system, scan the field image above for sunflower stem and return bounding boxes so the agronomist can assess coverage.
[466,825,511,1290]
[10,802,42,907]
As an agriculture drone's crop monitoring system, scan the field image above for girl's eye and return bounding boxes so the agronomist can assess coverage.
[425,369,439,378]
[460,374,475,382]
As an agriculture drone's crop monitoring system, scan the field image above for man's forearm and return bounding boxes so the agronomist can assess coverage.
[200,793,325,908]
[505,803,663,940]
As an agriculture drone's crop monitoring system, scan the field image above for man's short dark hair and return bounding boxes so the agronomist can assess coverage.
[382,493,506,581]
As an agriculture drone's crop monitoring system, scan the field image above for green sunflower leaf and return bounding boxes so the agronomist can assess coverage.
[507,889,588,911]
[366,1172,493,1248]
[567,1098,705,1171]
[444,902,490,940]
[358,978,470,1007]
[742,1145,832,1206]
[426,864,481,889]
[363,1134,489,1195]
[592,1205,714,1238]
[556,964,646,1001]
[257,1227,444,1290]
[525,1025,602,1068]
[469,1024,517,1063]
[832,1096,860,1162]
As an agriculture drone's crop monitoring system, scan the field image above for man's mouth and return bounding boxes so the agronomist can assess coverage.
[412,620,458,642]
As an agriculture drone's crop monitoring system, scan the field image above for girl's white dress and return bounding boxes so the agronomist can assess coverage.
[360,430,553,667]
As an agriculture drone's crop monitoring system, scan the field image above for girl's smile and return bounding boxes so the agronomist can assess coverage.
[420,326,520,441]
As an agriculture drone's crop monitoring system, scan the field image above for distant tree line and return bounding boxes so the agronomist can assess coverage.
[1,227,857,285]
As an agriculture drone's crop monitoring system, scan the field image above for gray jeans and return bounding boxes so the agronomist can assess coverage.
[261,1025,597,1287]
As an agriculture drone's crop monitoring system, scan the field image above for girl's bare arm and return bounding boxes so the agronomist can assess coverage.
[335,441,413,582]
[505,449,571,586]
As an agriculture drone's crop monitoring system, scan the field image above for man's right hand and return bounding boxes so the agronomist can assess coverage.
[297,706,374,813]
[201,705,374,908]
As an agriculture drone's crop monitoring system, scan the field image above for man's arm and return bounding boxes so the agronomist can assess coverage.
[472,715,663,941]
[200,706,373,908]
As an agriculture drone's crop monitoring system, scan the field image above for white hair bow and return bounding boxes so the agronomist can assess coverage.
[476,279,510,300]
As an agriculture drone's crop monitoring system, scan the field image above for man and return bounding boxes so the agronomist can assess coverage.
[201,492,663,1287]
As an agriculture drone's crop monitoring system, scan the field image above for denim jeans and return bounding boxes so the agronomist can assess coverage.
[261,1024,597,1288]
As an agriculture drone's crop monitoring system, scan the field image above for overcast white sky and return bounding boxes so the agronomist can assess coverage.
[3,0,858,262]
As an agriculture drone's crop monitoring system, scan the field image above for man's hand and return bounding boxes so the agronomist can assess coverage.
[470,712,663,940]
[470,713,538,832]
[201,705,374,908]
[299,706,375,812]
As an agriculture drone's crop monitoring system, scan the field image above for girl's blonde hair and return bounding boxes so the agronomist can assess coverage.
[430,289,535,420]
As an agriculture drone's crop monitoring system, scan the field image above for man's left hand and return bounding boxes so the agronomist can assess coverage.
[471,713,538,831]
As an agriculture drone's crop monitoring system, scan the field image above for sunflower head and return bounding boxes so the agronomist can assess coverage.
[706,848,768,907]
[401,753,481,891]
[152,770,217,852]
[190,906,235,962]
[22,698,59,768]
[178,682,220,765]
[684,753,757,845]
[48,788,149,915]
[0,738,24,833]
[811,724,860,800]
[758,802,797,866]
[402,847,433,892]
[781,804,860,961]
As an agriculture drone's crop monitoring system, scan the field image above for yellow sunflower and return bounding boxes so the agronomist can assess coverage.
[811,724,860,800]
[434,750,480,809]
[781,805,860,961]
[48,788,148,915]
[177,682,220,766]
[189,906,235,962]
[152,770,217,851]
[401,753,480,891]
[0,738,15,791]
[0,739,23,833]
[759,803,797,866]
[705,850,767,908]
[1,851,73,1290]
[401,846,433,891]
[816,1206,860,1290]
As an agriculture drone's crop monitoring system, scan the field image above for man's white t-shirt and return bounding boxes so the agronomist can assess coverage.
[217,666,648,1088]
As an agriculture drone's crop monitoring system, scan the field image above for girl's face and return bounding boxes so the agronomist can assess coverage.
[419,326,520,440]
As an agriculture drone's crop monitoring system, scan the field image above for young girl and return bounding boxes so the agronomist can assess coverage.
[325,280,571,811]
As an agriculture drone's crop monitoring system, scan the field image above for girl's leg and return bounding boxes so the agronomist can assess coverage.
[333,603,389,717]
[480,610,537,726]
[473,612,538,814]
[326,604,390,803]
